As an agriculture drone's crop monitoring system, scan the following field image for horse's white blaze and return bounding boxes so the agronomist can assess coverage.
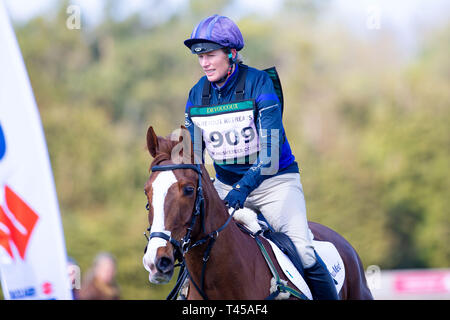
[143,171,177,277]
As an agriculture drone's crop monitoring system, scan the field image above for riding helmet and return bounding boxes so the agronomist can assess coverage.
[184,14,244,54]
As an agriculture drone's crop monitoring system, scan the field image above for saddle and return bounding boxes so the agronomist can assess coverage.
[255,213,305,278]
[234,208,345,300]
[263,229,305,278]
[169,208,345,300]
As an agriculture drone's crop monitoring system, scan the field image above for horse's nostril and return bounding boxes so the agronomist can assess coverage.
[156,257,173,274]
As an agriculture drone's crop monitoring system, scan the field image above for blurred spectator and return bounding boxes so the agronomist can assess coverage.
[67,256,81,299]
[78,252,120,300]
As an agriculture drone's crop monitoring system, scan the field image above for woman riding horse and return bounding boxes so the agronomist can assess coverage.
[183,14,338,300]
[143,128,373,299]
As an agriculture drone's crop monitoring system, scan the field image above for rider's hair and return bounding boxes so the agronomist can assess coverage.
[222,48,244,64]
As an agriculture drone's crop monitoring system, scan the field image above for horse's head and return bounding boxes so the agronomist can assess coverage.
[142,126,202,284]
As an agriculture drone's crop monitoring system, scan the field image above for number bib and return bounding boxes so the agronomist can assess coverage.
[189,100,259,162]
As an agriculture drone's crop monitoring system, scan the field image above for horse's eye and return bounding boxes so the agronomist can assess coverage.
[183,185,195,196]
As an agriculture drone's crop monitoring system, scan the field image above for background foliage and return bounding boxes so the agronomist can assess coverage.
[2,0,449,299]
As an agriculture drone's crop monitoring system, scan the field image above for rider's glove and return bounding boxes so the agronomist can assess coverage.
[224,184,251,209]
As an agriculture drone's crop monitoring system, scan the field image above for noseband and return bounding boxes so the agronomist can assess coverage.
[144,163,236,300]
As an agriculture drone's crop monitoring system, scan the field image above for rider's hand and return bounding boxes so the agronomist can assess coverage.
[224,184,250,209]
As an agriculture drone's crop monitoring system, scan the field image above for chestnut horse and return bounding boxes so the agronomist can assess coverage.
[142,126,373,300]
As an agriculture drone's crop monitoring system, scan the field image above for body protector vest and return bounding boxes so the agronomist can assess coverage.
[188,64,284,165]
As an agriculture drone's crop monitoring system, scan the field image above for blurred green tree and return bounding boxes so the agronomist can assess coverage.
[1,0,447,300]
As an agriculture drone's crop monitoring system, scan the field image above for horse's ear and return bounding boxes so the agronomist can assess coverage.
[146,126,158,158]
[180,125,187,143]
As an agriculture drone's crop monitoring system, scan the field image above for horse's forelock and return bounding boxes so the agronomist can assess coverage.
[149,154,170,172]
[158,136,179,155]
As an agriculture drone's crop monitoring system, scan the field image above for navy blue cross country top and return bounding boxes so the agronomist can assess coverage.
[184,63,299,193]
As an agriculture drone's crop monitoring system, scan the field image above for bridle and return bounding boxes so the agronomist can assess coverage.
[144,163,236,300]
[145,164,205,260]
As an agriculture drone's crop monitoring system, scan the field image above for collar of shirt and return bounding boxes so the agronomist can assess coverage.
[211,63,240,96]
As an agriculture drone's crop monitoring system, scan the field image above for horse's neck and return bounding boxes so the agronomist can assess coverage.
[184,177,253,298]
[185,220,250,299]
[190,174,239,251]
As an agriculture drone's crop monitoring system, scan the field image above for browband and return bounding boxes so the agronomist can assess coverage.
[151,164,202,175]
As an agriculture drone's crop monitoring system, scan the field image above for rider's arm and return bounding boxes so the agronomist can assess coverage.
[232,73,284,193]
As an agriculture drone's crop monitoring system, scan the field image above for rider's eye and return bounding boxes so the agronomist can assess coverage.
[183,185,195,196]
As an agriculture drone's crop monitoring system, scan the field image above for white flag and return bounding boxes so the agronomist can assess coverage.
[0,1,72,299]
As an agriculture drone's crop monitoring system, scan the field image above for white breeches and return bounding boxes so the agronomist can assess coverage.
[214,173,317,268]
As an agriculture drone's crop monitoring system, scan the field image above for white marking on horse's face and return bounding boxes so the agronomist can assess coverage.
[142,171,177,283]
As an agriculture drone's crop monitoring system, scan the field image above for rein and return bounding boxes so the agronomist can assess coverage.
[145,163,237,300]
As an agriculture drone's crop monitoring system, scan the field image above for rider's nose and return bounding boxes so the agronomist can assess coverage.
[156,256,173,274]
[200,56,210,69]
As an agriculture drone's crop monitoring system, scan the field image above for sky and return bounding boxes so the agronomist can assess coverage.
[3,0,281,23]
[3,0,448,25]
[2,0,449,53]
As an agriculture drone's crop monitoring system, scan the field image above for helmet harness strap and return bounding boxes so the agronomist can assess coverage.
[215,49,236,85]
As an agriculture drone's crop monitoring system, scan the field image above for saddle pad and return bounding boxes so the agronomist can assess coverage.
[266,237,345,299]
[312,239,345,293]
[266,238,313,299]
[231,208,345,298]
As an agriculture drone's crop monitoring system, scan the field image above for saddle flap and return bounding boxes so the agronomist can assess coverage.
[265,238,313,300]
[232,208,345,298]
[263,230,305,278]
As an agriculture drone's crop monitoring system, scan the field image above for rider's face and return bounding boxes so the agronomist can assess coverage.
[197,49,232,85]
